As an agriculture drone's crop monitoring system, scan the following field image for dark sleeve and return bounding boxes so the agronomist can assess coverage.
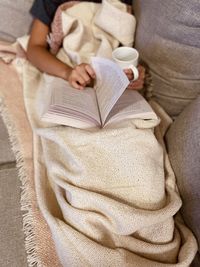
[121,0,132,6]
[30,0,59,26]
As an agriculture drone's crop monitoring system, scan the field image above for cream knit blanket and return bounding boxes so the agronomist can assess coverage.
[1,0,197,266]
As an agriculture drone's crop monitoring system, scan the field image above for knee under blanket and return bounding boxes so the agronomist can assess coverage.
[0,0,198,266]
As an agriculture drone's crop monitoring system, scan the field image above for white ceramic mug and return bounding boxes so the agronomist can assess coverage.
[112,47,139,81]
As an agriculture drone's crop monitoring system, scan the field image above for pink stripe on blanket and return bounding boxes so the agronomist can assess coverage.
[49,1,80,54]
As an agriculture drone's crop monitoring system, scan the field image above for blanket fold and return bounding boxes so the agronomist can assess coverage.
[47,0,136,66]
[0,0,198,266]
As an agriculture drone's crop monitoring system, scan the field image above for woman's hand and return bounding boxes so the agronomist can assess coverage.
[124,65,145,90]
[68,63,96,90]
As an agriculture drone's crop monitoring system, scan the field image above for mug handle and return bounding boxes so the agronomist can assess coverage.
[128,65,139,81]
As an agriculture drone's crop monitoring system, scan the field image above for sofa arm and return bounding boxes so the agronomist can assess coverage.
[165,95,200,265]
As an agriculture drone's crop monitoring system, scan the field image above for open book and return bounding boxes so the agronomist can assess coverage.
[41,57,157,128]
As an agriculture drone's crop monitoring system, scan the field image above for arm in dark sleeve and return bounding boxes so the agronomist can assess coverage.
[121,0,132,6]
[30,0,59,26]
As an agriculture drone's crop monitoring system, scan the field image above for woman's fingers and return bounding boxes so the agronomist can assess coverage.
[72,64,96,88]
[138,65,145,79]
[74,65,91,85]
[127,79,144,90]
[71,80,84,90]
[124,69,133,80]
[124,65,145,81]
[85,64,96,79]
[124,65,145,90]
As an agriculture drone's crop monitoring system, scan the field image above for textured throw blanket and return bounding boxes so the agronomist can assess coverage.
[0,0,198,266]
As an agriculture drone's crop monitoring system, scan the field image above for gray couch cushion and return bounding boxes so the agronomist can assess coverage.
[0,168,27,267]
[166,95,200,265]
[0,0,34,42]
[133,0,200,117]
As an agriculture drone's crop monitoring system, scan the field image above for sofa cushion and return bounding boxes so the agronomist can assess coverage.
[165,95,200,265]
[0,0,34,42]
[133,0,200,117]
[0,168,27,267]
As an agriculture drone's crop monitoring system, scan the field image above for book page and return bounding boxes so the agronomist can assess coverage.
[105,90,158,125]
[42,77,101,127]
[91,57,130,124]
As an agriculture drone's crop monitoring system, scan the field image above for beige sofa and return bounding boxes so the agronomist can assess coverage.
[0,0,199,266]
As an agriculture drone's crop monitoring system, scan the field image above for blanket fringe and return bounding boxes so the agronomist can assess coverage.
[0,101,42,267]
